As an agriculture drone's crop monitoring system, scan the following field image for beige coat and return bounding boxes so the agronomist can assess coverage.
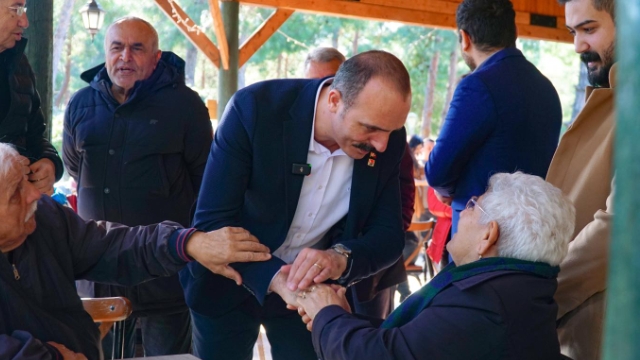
[546,65,617,360]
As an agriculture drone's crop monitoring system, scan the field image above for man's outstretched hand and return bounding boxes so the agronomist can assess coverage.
[186,227,271,285]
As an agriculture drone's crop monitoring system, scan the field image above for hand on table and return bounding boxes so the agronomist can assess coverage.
[285,248,347,292]
[186,227,271,285]
[28,158,56,196]
[47,342,88,360]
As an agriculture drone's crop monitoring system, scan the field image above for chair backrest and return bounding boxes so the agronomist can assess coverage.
[81,297,132,323]
[404,220,435,267]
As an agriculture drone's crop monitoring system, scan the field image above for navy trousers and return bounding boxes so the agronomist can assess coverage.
[190,294,316,360]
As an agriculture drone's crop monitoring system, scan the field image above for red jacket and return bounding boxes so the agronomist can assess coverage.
[426,187,452,263]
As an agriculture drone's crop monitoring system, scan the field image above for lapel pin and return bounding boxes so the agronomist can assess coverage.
[367,152,376,167]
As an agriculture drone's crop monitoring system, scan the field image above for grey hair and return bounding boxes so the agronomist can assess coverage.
[478,172,575,266]
[106,16,160,51]
[304,47,346,69]
[0,143,22,185]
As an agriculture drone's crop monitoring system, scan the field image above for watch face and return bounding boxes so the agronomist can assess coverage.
[333,244,351,257]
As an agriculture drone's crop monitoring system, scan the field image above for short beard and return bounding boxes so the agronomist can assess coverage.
[462,51,477,71]
[581,42,615,88]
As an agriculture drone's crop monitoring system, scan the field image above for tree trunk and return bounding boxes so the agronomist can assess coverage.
[421,51,440,139]
[200,57,206,89]
[276,53,283,78]
[352,28,359,56]
[23,1,53,141]
[570,63,589,124]
[52,0,76,94]
[54,33,73,108]
[440,45,459,122]
[184,42,198,87]
[283,54,289,78]
[332,28,340,49]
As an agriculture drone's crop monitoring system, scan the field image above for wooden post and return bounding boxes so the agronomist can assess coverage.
[217,1,239,120]
[23,2,54,141]
[602,0,640,359]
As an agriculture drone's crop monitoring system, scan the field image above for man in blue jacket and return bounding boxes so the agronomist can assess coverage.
[63,17,213,357]
[0,143,271,360]
[426,0,562,236]
[182,50,412,360]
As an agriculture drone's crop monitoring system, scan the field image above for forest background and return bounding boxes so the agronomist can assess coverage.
[50,0,587,153]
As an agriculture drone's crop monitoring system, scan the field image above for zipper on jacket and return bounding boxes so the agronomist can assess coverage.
[11,263,20,280]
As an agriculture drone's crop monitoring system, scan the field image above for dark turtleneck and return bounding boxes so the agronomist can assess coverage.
[0,51,10,123]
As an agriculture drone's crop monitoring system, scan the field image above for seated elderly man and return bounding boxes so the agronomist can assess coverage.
[293,172,575,360]
[0,143,271,359]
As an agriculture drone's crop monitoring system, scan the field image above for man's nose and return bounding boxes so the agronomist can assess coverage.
[574,35,589,54]
[18,12,29,29]
[25,182,41,203]
[370,134,389,153]
[121,48,132,61]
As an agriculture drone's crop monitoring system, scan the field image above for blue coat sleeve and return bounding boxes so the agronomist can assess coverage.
[311,299,505,360]
[192,93,287,302]
[0,331,61,360]
[426,76,497,197]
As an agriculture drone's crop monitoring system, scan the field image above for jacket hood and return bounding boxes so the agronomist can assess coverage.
[80,51,186,84]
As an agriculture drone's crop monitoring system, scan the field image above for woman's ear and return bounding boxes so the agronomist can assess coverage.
[477,221,500,257]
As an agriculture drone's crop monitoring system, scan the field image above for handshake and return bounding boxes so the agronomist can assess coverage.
[187,227,353,331]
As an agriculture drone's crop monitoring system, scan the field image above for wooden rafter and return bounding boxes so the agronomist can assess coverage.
[154,0,221,68]
[239,9,295,68]
[208,0,230,70]
[238,0,572,43]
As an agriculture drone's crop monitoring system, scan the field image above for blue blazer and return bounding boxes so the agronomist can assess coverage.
[180,78,407,316]
[311,270,568,360]
[426,48,561,220]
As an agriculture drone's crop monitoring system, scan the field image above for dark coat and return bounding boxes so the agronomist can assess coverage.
[0,196,192,360]
[181,78,407,316]
[426,47,562,230]
[312,270,567,360]
[0,39,63,179]
[63,52,212,313]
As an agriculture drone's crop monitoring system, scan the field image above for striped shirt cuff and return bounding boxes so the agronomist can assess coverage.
[169,228,197,263]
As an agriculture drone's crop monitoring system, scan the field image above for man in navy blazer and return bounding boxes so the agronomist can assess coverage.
[426,0,562,236]
[180,50,412,360]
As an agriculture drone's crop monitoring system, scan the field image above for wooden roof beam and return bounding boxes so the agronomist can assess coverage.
[154,0,221,68]
[239,9,295,68]
[238,0,572,43]
[209,0,230,70]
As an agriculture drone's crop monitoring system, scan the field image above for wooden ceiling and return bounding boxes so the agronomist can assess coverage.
[155,0,573,70]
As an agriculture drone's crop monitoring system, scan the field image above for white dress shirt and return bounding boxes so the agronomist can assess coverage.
[273,79,354,264]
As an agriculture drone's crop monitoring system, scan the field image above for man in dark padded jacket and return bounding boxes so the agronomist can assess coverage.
[0,0,63,195]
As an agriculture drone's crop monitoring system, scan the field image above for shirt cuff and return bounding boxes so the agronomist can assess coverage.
[168,228,197,263]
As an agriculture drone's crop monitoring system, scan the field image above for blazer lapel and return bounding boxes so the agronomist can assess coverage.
[344,152,381,238]
[283,81,319,226]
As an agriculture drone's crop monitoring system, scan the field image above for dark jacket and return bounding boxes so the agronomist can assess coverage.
[181,78,406,316]
[0,39,63,179]
[0,196,194,360]
[426,47,562,230]
[312,270,566,360]
[63,52,212,313]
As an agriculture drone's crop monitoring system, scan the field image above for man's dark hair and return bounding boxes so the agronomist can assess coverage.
[330,50,411,109]
[456,0,517,52]
[557,0,615,20]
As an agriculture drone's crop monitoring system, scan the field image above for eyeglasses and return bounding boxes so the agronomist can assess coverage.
[466,196,489,216]
[7,5,27,17]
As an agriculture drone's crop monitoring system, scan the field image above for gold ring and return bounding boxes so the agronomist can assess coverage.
[309,285,317,292]
[313,263,323,270]
[297,291,307,299]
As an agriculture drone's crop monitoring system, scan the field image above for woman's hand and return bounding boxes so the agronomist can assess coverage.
[295,284,351,330]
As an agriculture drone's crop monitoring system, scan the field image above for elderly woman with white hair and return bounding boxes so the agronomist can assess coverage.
[293,172,575,360]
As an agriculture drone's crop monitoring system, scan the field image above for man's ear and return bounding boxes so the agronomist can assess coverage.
[459,29,472,52]
[327,89,342,113]
[477,221,500,257]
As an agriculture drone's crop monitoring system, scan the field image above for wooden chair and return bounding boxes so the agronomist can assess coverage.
[405,220,435,285]
[82,297,132,359]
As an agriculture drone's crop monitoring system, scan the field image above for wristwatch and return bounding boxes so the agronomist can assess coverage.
[331,244,353,284]
[331,243,352,259]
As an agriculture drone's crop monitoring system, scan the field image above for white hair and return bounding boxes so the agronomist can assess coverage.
[0,143,21,184]
[478,172,575,266]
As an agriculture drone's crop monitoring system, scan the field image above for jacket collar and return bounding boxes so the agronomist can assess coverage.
[475,47,523,72]
[2,38,27,74]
